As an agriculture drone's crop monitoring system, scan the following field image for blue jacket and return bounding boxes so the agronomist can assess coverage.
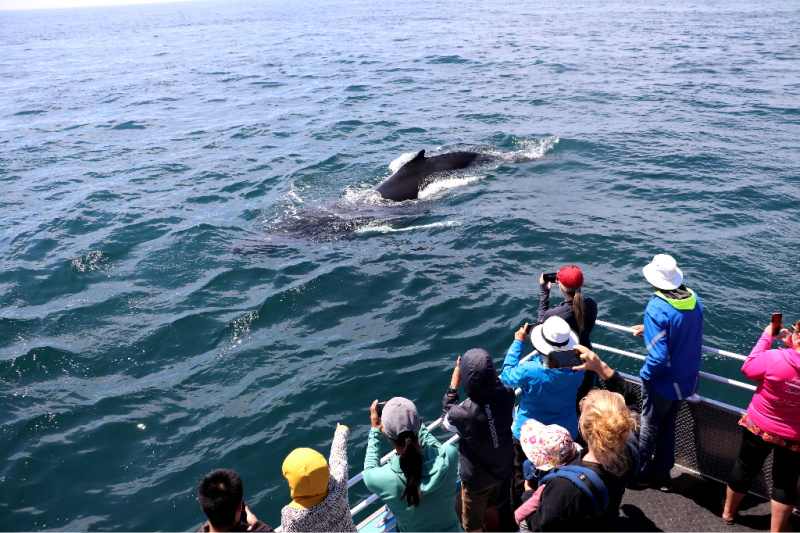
[500,340,585,440]
[640,288,704,400]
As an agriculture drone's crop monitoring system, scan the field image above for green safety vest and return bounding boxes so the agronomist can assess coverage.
[654,287,697,311]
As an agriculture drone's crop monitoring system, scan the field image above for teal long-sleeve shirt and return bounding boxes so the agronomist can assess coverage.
[363,425,462,532]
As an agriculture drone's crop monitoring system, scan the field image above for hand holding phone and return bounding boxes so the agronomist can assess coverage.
[542,272,558,284]
[771,313,782,336]
[544,348,583,369]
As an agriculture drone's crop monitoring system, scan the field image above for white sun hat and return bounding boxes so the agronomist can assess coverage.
[531,316,579,355]
[642,254,684,290]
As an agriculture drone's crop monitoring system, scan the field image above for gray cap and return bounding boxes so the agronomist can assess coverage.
[381,397,421,441]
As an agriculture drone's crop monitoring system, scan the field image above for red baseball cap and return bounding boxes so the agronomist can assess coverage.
[557,265,584,290]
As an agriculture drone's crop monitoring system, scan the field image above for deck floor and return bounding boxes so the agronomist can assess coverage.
[617,466,798,532]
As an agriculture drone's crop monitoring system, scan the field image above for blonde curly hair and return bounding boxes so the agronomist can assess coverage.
[579,389,637,475]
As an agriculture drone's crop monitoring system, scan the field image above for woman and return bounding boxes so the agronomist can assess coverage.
[539,265,599,418]
[363,397,462,532]
[514,419,581,531]
[722,320,800,532]
[280,424,356,532]
[521,389,638,531]
[501,316,585,510]
[538,265,598,348]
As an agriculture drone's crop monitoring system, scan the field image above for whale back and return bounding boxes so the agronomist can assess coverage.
[374,149,493,201]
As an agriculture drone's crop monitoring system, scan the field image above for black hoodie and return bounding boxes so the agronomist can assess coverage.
[441,349,516,487]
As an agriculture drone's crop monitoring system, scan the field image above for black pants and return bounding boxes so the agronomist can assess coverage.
[727,426,800,505]
[510,437,527,511]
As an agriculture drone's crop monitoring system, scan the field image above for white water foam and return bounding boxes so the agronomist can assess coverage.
[355,220,462,234]
[387,151,419,173]
[418,174,484,199]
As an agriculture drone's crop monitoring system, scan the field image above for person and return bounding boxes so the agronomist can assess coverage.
[538,265,598,348]
[441,349,515,531]
[363,397,462,532]
[514,419,581,531]
[501,316,585,510]
[519,390,638,531]
[280,424,356,532]
[197,468,273,532]
[630,253,703,491]
[722,320,800,532]
[538,265,600,425]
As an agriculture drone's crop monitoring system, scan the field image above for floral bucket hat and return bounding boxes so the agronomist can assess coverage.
[520,418,581,471]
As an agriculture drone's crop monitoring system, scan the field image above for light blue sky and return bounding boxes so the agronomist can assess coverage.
[0,0,195,9]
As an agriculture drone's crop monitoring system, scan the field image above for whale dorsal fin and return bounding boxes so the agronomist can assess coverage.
[411,149,426,162]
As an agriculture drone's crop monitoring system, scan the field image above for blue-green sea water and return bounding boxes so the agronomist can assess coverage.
[2,0,799,529]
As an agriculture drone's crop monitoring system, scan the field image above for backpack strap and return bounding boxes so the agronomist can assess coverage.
[539,465,610,516]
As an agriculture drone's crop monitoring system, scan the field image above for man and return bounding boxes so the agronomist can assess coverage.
[442,348,515,531]
[630,254,704,491]
[198,468,274,532]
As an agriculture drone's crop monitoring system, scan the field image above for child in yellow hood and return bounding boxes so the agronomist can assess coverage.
[280,424,356,532]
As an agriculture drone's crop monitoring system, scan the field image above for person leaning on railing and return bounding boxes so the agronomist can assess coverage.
[722,320,800,532]
[363,397,463,532]
[630,253,703,492]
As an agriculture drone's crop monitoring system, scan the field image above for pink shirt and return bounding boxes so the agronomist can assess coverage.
[743,332,800,440]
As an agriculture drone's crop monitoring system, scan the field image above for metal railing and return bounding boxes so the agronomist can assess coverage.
[345,319,752,528]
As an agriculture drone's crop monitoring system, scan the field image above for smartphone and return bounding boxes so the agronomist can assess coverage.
[543,272,558,284]
[524,322,534,335]
[240,501,247,523]
[376,401,386,417]
[544,348,582,369]
[771,313,782,336]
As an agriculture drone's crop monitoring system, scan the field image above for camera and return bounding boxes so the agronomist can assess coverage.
[543,272,558,284]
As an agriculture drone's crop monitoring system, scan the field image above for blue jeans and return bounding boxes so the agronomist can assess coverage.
[638,379,684,479]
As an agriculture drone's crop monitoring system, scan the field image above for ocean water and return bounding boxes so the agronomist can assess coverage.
[1,0,799,529]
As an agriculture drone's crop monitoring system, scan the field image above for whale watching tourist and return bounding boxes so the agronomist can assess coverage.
[630,253,703,491]
[501,316,585,510]
[279,424,356,532]
[363,397,462,532]
[197,469,274,532]
[722,319,800,532]
[441,349,515,531]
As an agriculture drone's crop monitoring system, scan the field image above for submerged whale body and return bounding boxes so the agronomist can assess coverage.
[233,148,501,253]
[374,149,499,201]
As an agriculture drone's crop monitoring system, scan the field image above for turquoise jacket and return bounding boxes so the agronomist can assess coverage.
[501,339,585,440]
[363,425,462,532]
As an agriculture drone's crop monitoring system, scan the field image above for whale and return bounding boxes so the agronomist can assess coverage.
[233,148,505,253]
[374,149,499,201]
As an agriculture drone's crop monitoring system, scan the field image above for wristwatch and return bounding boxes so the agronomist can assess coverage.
[447,386,458,395]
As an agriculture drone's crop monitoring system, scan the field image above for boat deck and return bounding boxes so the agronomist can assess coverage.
[618,465,795,532]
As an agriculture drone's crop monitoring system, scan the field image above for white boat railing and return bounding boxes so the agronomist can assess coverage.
[344,318,753,526]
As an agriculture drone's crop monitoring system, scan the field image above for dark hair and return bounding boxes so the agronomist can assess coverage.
[392,430,423,507]
[563,287,586,334]
[198,469,243,529]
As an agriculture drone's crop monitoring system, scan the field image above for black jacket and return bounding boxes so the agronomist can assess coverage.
[441,349,515,487]
[537,283,598,348]
[521,446,636,532]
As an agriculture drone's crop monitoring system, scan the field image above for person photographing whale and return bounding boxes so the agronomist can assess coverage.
[538,265,599,427]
